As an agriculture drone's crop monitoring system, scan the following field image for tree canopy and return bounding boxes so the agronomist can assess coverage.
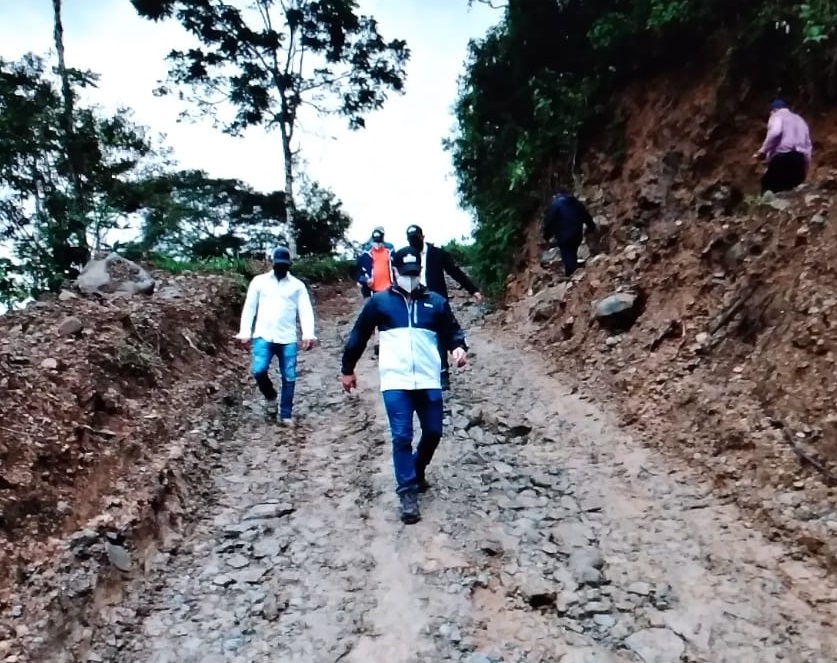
[131,0,408,255]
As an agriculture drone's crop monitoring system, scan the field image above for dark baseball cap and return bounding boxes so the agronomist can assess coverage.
[391,246,422,276]
[371,229,384,242]
[271,246,291,265]
[406,224,423,237]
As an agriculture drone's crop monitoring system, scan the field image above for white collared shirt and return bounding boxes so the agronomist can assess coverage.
[419,244,428,286]
[237,271,316,344]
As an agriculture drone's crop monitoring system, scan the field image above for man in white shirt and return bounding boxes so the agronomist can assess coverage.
[237,246,317,424]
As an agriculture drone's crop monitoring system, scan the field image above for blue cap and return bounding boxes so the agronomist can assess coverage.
[271,246,291,265]
[770,99,787,111]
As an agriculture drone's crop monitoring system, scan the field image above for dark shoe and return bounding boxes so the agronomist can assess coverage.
[399,492,421,524]
[417,477,431,494]
[264,399,277,420]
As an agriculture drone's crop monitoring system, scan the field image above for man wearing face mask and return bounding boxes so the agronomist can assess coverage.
[340,246,468,524]
[356,228,394,300]
[237,246,317,425]
[405,225,481,390]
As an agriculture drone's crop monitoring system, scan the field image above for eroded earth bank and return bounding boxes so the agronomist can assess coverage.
[4,283,836,663]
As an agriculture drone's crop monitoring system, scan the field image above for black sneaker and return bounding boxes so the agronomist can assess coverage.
[399,492,421,524]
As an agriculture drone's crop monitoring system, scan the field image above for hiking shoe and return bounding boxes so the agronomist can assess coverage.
[399,492,421,524]
[264,399,277,419]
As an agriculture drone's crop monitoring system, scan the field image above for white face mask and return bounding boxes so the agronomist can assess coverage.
[396,275,420,293]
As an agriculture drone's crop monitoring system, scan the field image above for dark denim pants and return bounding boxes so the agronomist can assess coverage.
[381,389,444,495]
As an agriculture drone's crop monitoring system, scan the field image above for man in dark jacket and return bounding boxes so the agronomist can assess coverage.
[406,225,481,390]
[341,246,469,524]
[543,192,598,277]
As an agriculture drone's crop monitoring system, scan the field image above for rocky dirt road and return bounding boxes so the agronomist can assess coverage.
[41,300,837,663]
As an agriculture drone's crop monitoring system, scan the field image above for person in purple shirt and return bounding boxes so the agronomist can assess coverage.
[753,99,813,194]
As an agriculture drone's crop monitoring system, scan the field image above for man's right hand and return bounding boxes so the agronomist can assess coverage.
[340,374,357,393]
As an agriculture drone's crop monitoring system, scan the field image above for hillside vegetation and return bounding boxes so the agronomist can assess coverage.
[450,0,837,292]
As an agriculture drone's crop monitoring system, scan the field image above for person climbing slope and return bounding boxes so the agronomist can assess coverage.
[340,246,469,524]
[542,191,598,277]
[754,99,813,194]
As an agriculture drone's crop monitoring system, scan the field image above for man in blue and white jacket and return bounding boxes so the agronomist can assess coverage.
[237,246,317,425]
[340,246,468,524]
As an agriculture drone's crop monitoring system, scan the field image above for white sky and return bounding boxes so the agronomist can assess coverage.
[0,0,500,246]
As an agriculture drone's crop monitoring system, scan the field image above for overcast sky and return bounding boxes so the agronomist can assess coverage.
[0,0,499,246]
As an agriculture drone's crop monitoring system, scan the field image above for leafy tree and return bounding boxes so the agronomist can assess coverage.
[119,169,287,260]
[131,0,409,256]
[294,176,352,256]
[0,54,155,300]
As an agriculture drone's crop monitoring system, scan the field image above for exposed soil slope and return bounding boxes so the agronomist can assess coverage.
[508,70,837,569]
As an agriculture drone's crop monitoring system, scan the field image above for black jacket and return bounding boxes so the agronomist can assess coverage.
[543,194,596,245]
[422,244,478,300]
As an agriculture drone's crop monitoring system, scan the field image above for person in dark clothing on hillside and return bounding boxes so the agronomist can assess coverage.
[542,192,598,277]
[406,225,481,390]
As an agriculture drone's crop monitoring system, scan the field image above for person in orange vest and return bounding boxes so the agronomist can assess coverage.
[355,228,394,356]
[356,228,394,298]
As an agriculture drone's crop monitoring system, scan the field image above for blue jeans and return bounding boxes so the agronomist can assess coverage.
[251,338,298,419]
[381,389,444,495]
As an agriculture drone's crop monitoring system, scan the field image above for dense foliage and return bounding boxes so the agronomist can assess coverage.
[0,54,156,300]
[0,56,354,306]
[450,0,837,293]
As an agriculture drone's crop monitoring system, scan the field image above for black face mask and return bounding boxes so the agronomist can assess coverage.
[273,265,289,279]
[407,235,423,251]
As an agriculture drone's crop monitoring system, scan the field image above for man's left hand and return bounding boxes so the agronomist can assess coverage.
[452,347,467,368]
[300,338,316,351]
[473,292,483,304]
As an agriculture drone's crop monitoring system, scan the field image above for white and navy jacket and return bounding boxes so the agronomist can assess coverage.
[341,286,468,391]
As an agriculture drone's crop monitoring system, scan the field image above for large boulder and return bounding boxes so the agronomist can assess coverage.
[592,291,643,331]
[530,284,568,322]
[76,252,155,296]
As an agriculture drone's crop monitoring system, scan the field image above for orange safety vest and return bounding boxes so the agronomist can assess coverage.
[369,246,393,292]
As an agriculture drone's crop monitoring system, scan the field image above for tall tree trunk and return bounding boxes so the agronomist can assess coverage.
[52,0,89,265]
[280,124,298,257]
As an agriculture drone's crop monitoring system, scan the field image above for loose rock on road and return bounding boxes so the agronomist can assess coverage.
[49,300,837,663]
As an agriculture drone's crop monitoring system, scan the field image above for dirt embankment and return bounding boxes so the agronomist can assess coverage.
[0,271,246,637]
[508,69,837,566]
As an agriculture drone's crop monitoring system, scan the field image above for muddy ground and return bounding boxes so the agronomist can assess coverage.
[5,289,836,663]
